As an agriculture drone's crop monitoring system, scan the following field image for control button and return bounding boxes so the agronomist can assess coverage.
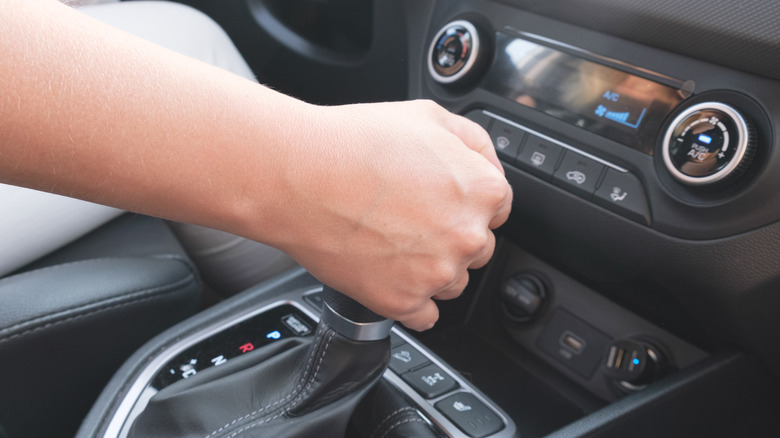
[402,364,459,399]
[489,120,526,163]
[594,169,651,225]
[427,20,482,85]
[553,151,605,196]
[281,314,311,336]
[500,272,548,322]
[436,393,504,438]
[463,109,493,132]
[536,308,612,379]
[389,345,430,374]
[662,102,755,185]
[516,134,563,180]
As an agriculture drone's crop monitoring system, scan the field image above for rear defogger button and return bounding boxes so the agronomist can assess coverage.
[516,134,563,180]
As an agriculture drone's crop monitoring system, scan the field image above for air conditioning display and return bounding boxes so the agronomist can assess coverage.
[482,32,686,154]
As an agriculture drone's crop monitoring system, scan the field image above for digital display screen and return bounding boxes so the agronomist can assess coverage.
[482,33,685,154]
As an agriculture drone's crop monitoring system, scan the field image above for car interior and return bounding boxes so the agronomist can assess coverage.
[3,0,780,437]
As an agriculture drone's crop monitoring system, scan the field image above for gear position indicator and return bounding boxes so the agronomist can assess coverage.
[151,305,315,389]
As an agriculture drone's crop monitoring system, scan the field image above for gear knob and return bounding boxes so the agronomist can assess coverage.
[321,285,394,341]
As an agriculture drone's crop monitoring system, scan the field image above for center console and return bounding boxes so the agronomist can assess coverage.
[76,269,517,438]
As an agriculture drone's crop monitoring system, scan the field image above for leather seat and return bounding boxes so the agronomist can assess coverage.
[0,214,202,438]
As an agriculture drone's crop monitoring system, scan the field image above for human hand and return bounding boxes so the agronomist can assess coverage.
[268,100,512,331]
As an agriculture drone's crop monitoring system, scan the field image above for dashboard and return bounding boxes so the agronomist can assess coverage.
[116,0,780,436]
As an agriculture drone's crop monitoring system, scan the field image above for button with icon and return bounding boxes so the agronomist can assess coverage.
[553,151,605,196]
[516,134,563,180]
[594,168,651,225]
[389,344,430,374]
[435,392,504,437]
[489,120,526,164]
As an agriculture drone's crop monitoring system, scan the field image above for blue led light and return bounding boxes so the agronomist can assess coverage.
[698,134,713,144]
[633,358,640,365]
[266,330,282,340]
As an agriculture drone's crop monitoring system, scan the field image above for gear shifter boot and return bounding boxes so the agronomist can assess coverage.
[129,322,390,438]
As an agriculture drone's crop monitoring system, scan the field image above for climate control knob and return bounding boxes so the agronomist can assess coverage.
[662,102,755,186]
[427,20,483,86]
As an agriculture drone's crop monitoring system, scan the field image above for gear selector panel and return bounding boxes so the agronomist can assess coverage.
[151,305,315,389]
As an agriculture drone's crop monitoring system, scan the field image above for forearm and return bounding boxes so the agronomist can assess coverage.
[0,0,512,331]
[0,0,303,238]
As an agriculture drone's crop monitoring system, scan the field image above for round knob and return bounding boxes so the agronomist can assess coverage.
[661,102,755,186]
[500,273,548,322]
[427,20,482,85]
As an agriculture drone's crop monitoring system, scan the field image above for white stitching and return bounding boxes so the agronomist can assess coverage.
[0,257,118,285]
[219,330,336,438]
[369,407,418,438]
[378,417,427,438]
[204,327,335,438]
[215,329,337,438]
[203,327,326,437]
[0,275,195,344]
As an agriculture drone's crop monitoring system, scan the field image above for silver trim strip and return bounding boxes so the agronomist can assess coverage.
[483,110,629,172]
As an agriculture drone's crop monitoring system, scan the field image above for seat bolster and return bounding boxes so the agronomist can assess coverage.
[0,249,202,438]
[0,257,198,346]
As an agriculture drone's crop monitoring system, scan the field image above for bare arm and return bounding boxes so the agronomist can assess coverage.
[0,0,512,331]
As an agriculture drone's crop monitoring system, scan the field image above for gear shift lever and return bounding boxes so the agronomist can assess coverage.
[321,285,394,341]
[128,286,392,438]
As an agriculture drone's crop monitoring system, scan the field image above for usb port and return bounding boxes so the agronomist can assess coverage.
[606,345,627,370]
[559,331,586,355]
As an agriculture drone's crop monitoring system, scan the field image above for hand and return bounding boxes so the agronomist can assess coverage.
[271,100,512,331]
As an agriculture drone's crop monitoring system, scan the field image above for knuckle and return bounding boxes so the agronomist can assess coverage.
[483,176,510,205]
[460,227,489,254]
[427,260,460,290]
[383,296,416,318]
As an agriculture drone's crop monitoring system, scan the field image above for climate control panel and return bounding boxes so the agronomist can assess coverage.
[425,15,775,239]
[466,109,651,225]
[662,102,755,186]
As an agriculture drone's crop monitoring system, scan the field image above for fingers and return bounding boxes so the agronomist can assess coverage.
[397,299,440,332]
[439,106,513,230]
[489,182,513,230]
[469,230,496,270]
[444,112,505,175]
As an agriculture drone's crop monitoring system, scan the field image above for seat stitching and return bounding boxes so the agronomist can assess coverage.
[0,257,120,285]
[0,274,196,344]
[0,254,197,286]
[0,257,195,336]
